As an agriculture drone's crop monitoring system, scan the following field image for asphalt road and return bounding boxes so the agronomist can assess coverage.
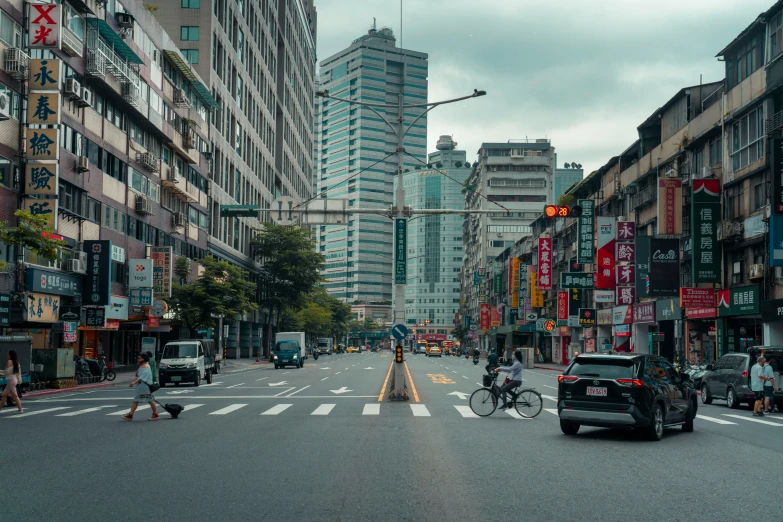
[4,351,782,521]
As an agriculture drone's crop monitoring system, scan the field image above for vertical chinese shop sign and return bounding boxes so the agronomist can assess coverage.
[577,199,594,264]
[692,179,721,283]
[537,237,553,291]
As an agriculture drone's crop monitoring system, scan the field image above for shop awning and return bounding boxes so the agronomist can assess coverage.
[163,50,218,110]
[87,18,143,64]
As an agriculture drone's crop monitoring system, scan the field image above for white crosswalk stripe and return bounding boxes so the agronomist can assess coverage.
[696,414,736,425]
[723,414,783,426]
[362,404,380,415]
[107,405,149,416]
[410,404,430,417]
[12,407,70,418]
[311,404,335,415]
[57,406,117,416]
[454,405,478,418]
[262,404,293,415]
[210,404,247,415]
[544,408,559,416]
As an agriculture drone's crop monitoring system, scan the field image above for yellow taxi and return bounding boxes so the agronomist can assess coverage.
[426,343,442,357]
[346,346,360,353]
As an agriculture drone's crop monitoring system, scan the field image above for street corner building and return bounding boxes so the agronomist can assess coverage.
[0,0,318,374]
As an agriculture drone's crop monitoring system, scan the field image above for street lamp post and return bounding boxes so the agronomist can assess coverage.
[315,89,485,399]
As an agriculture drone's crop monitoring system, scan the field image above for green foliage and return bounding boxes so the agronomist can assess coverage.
[0,210,66,269]
[451,324,467,343]
[347,319,364,333]
[295,301,331,336]
[174,257,191,283]
[167,256,258,331]
[558,194,575,207]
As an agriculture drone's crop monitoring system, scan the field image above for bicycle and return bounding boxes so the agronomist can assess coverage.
[97,353,116,382]
[469,371,543,418]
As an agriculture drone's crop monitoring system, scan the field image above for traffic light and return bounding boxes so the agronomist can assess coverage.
[544,205,583,218]
[395,345,403,363]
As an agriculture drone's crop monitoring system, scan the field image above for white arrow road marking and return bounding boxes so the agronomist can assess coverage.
[363,367,375,370]
[454,405,478,418]
[268,381,288,386]
[166,390,194,395]
[311,404,335,415]
[363,404,380,415]
[56,405,117,416]
[12,407,70,418]
[330,387,352,394]
[447,391,470,400]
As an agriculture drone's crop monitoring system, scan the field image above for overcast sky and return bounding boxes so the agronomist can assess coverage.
[316,0,771,175]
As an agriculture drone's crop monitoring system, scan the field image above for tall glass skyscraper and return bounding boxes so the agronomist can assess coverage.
[404,136,470,336]
[316,25,428,303]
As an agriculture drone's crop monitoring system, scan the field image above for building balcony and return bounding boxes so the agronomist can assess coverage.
[630,185,655,210]
[85,19,143,90]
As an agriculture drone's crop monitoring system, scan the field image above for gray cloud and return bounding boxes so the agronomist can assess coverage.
[316,0,771,173]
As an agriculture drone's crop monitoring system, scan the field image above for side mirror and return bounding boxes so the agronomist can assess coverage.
[705,364,714,371]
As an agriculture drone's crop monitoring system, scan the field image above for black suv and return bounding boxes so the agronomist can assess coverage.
[557,353,698,441]
[700,347,783,410]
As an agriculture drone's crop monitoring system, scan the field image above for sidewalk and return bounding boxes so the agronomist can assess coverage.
[533,363,568,372]
[24,366,137,398]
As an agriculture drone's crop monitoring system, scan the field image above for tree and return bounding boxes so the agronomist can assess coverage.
[0,210,66,269]
[295,301,331,337]
[305,286,352,339]
[451,324,467,344]
[251,224,324,352]
[167,257,258,332]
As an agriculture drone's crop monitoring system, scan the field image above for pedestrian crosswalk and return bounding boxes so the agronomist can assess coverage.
[6,401,783,427]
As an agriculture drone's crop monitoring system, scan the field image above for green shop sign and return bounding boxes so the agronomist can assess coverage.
[718,286,759,317]
[394,219,407,284]
[692,179,721,283]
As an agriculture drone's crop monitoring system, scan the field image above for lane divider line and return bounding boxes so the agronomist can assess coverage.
[404,361,420,403]
[285,385,311,397]
[379,360,394,402]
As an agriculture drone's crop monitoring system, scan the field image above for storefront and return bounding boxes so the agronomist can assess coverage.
[632,302,656,354]
[24,268,84,349]
[654,298,681,362]
[612,305,632,352]
[685,307,718,364]
[717,286,762,357]
[596,308,613,352]
[761,298,783,345]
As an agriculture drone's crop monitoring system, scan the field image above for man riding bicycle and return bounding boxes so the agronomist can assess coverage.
[494,350,524,411]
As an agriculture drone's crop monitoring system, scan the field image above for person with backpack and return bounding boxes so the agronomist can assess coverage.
[121,353,159,421]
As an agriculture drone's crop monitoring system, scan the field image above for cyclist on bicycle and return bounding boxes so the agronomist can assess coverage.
[494,350,524,410]
[485,349,499,374]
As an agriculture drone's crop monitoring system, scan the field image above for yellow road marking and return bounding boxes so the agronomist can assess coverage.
[379,360,394,402]
[404,361,420,403]
[426,373,456,384]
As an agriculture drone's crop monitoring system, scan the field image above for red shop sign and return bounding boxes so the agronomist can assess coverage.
[686,307,718,319]
[680,288,715,308]
[479,303,490,331]
[557,291,568,321]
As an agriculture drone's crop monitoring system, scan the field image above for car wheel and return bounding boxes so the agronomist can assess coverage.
[701,384,712,404]
[682,399,695,432]
[205,370,212,385]
[274,364,279,369]
[560,420,580,435]
[214,362,220,374]
[727,387,739,409]
[194,373,201,387]
[647,403,664,441]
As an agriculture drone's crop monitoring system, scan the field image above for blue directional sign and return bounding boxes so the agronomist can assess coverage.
[391,323,409,341]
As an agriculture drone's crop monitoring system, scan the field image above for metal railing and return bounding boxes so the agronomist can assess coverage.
[630,185,655,210]
[767,110,783,135]
[85,28,140,88]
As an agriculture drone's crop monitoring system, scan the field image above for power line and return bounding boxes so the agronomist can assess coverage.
[403,151,510,213]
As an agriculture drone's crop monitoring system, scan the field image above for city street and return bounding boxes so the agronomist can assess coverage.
[5,352,782,521]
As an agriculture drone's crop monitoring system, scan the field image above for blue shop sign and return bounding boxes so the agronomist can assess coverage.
[771,215,783,267]
[25,268,82,298]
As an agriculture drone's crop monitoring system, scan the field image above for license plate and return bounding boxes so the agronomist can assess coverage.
[171,376,182,382]
[586,386,607,396]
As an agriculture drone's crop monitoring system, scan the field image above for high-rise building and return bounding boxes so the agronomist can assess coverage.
[553,155,583,201]
[316,24,428,303]
[404,136,470,339]
[460,140,556,333]
[155,0,317,355]
[155,0,317,265]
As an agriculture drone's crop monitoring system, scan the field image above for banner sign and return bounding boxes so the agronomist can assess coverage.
[518,262,528,308]
[616,265,635,286]
[560,272,594,289]
[616,242,635,263]
[84,307,106,328]
[597,308,613,325]
[511,258,521,306]
[0,294,9,326]
[473,271,480,286]
[25,164,58,195]
[647,238,679,297]
[27,92,61,125]
[773,138,783,214]
[130,259,154,288]
[760,298,783,321]
[655,298,682,321]
[692,179,721,282]
[129,288,153,306]
[612,305,633,325]
[530,270,544,307]
[680,288,715,309]
[25,292,60,322]
[394,219,407,284]
[594,290,615,303]
[479,303,490,331]
[635,236,651,297]
[557,291,568,325]
[490,306,501,328]
[494,271,502,294]
[576,200,595,264]
[569,288,582,317]
[579,308,596,326]
[687,307,718,319]
[596,217,616,289]
[151,246,173,299]
[63,321,77,343]
[26,268,82,298]
[633,302,655,323]
[616,221,635,242]
[29,2,62,49]
[83,240,112,306]
[568,258,583,272]
[30,58,61,90]
[616,286,635,306]
[657,178,683,235]
[23,198,57,229]
[537,238,553,290]
[718,286,760,316]
[105,296,129,321]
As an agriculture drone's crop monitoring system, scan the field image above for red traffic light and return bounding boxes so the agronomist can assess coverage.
[558,205,570,217]
[545,205,574,218]
[545,205,559,218]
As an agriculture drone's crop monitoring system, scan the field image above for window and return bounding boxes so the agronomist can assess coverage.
[731,107,764,172]
[182,0,200,6]
[709,135,722,166]
[182,49,199,64]
[692,146,704,177]
[181,26,200,41]
[0,10,22,47]
[64,4,85,41]
[728,36,762,90]
[58,182,83,216]
[129,168,161,202]
[85,197,101,224]
[752,173,768,211]
[771,12,783,61]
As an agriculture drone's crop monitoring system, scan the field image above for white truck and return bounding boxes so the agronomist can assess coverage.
[274,332,307,369]
[317,337,334,355]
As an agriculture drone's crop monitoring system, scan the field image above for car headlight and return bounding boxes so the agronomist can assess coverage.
[293,355,298,359]
[274,355,278,360]
[159,363,168,369]
[186,362,196,369]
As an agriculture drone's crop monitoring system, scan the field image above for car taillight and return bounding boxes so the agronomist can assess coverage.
[616,378,645,387]
[558,375,578,383]
[742,370,748,377]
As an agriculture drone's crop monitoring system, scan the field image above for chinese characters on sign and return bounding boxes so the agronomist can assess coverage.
[518,262,528,309]
[83,240,112,306]
[579,308,596,326]
[23,198,57,229]
[27,93,61,124]
[530,270,544,307]
[490,306,501,328]
[633,302,655,323]
[616,265,636,285]
[510,258,521,308]
[151,246,173,299]
[560,272,594,289]
[84,307,106,328]
[26,292,59,322]
[616,221,635,242]
[25,164,58,195]
[679,288,715,309]
[616,286,635,306]
[30,59,61,90]
[26,128,59,160]
[657,178,683,235]
[692,179,721,283]
[557,291,568,325]
[596,217,616,290]
[576,199,594,264]
[537,238,552,290]
[28,3,61,49]
[129,288,153,306]
[718,286,760,316]
[394,219,407,285]
[616,242,635,263]
[479,303,490,331]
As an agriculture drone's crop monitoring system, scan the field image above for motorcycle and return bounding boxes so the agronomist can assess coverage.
[313,350,319,361]
[473,355,480,365]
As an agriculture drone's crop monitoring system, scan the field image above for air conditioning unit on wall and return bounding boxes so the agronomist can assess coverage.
[749,264,765,280]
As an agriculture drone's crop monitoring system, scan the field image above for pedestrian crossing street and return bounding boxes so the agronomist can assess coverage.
[3,401,783,428]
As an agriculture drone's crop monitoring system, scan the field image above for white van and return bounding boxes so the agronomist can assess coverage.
[158,340,214,387]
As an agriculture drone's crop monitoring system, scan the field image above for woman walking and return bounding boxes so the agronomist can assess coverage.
[0,350,23,414]
[121,353,159,421]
